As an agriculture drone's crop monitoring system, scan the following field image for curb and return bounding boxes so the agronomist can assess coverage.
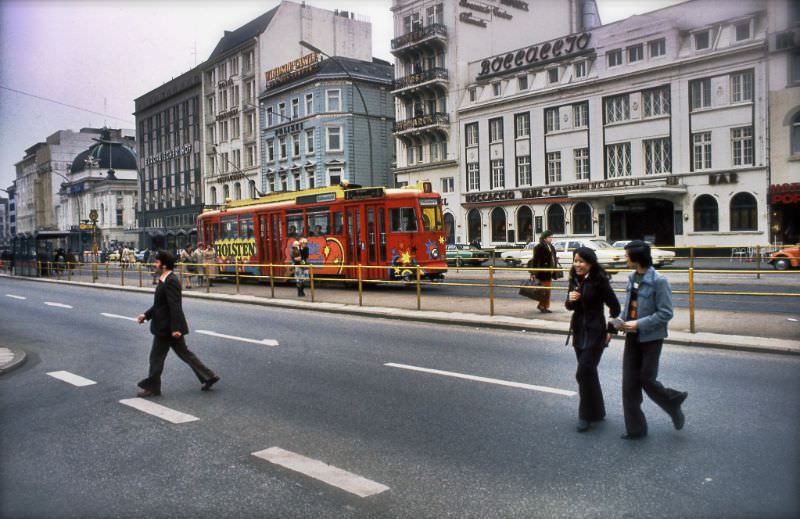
[2,274,799,357]
[0,347,27,375]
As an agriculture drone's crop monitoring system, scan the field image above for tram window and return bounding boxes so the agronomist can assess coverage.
[333,212,343,234]
[203,222,218,243]
[220,217,237,239]
[286,214,304,237]
[240,216,254,239]
[420,206,442,232]
[390,207,418,232]
[307,213,329,236]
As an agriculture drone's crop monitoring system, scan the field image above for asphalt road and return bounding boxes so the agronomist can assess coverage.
[1,277,798,518]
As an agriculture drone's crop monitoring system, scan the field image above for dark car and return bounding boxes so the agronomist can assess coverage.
[445,244,491,267]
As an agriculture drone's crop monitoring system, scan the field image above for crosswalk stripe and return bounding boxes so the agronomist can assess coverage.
[44,302,73,309]
[196,329,279,347]
[252,447,389,498]
[119,398,199,424]
[47,371,97,387]
[384,362,576,396]
[101,312,139,322]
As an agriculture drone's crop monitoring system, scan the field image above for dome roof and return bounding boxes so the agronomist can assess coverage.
[70,129,137,174]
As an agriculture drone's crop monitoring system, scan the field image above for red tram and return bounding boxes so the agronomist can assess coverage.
[197,182,448,281]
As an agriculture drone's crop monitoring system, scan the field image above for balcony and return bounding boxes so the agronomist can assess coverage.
[393,112,450,138]
[391,24,447,55]
[393,68,449,94]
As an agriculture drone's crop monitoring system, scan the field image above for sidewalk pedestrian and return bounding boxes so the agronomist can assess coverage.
[565,247,620,432]
[202,243,217,287]
[179,245,194,289]
[528,230,561,313]
[291,240,308,297]
[135,250,219,397]
[614,240,687,440]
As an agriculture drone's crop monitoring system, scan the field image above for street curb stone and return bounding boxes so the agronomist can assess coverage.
[2,274,798,357]
[0,347,27,375]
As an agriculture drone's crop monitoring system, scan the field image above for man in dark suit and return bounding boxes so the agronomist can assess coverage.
[136,250,219,397]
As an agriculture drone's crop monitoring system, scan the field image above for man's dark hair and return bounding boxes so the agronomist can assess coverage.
[624,240,653,268]
[155,250,176,270]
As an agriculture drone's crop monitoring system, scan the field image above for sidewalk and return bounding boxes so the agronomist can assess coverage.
[2,273,798,357]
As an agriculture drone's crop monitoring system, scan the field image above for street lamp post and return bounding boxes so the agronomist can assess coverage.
[298,40,375,187]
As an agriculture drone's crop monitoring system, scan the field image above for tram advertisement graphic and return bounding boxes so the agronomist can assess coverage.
[215,238,257,263]
[283,236,345,274]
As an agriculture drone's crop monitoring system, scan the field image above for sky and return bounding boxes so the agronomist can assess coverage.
[0,0,684,193]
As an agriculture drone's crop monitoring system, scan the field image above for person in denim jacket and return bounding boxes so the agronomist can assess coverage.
[614,240,688,440]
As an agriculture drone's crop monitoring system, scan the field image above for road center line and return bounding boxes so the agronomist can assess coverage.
[119,398,199,424]
[252,447,389,498]
[47,371,97,387]
[384,363,576,397]
[5,294,26,300]
[195,330,278,347]
[44,302,73,309]
[101,312,139,322]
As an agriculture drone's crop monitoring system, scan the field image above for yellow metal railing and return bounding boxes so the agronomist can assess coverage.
[24,259,800,335]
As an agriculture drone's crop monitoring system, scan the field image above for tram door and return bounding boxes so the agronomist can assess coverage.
[268,213,283,268]
[345,207,363,278]
[258,215,268,271]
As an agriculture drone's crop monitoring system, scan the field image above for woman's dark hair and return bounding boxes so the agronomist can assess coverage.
[155,250,176,270]
[624,240,653,268]
[568,246,609,284]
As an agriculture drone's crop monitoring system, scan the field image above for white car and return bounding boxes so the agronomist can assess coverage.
[611,240,676,268]
[505,238,627,270]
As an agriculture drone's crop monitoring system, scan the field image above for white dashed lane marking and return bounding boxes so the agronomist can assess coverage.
[44,302,73,309]
[5,294,26,300]
[384,363,577,397]
[47,371,97,387]
[119,398,199,424]
[196,330,279,347]
[252,447,389,498]
[101,313,139,322]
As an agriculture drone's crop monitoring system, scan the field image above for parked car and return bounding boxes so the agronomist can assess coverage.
[445,243,491,267]
[611,240,676,268]
[768,245,800,270]
[501,242,536,266]
[504,239,627,271]
[134,249,148,262]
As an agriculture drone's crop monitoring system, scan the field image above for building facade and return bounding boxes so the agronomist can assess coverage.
[134,65,204,250]
[202,1,373,205]
[766,0,800,244]
[390,0,598,243]
[255,54,394,197]
[0,197,9,253]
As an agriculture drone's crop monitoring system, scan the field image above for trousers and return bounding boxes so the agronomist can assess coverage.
[622,335,683,435]
[138,335,215,392]
[574,346,606,421]
[538,280,552,309]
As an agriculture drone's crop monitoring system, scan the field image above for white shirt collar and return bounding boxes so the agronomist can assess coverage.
[159,271,171,283]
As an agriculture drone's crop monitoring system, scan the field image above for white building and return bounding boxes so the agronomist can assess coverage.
[390,0,600,243]
[202,0,373,204]
[393,0,796,248]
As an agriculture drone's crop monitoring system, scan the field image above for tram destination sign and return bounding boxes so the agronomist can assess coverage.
[477,32,592,80]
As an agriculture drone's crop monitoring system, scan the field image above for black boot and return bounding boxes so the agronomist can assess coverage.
[297,285,305,297]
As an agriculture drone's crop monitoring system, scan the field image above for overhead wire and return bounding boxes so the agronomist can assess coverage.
[0,85,134,124]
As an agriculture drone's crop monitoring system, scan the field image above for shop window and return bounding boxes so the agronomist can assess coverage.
[693,195,719,232]
[517,206,533,243]
[730,192,757,231]
[547,204,565,235]
[467,209,482,244]
[491,207,506,242]
[791,113,800,155]
[572,203,592,234]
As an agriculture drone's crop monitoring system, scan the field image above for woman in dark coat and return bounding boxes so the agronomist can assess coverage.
[565,246,621,432]
[527,230,561,313]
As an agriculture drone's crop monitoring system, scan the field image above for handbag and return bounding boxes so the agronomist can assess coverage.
[519,278,547,302]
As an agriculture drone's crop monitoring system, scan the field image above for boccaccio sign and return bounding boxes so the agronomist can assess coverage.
[478,32,591,79]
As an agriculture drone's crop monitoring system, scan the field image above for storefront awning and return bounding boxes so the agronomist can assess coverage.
[569,185,687,199]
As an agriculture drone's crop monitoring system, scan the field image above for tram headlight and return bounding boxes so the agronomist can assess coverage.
[431,248,440,259]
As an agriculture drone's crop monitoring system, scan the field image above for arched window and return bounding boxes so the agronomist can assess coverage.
[547,204,565,235]
[234,182,242,200]
[730,192,757,231]
[572,202,592,234]
[491,207,507,242]
[467,209,482,244]
[210,187,217,205]
[223,184,230,200]
[792,112,800,155]
[517,206,533,243]
[694,194,718,232]
[249,180,257,198]
[444,213,455,244]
